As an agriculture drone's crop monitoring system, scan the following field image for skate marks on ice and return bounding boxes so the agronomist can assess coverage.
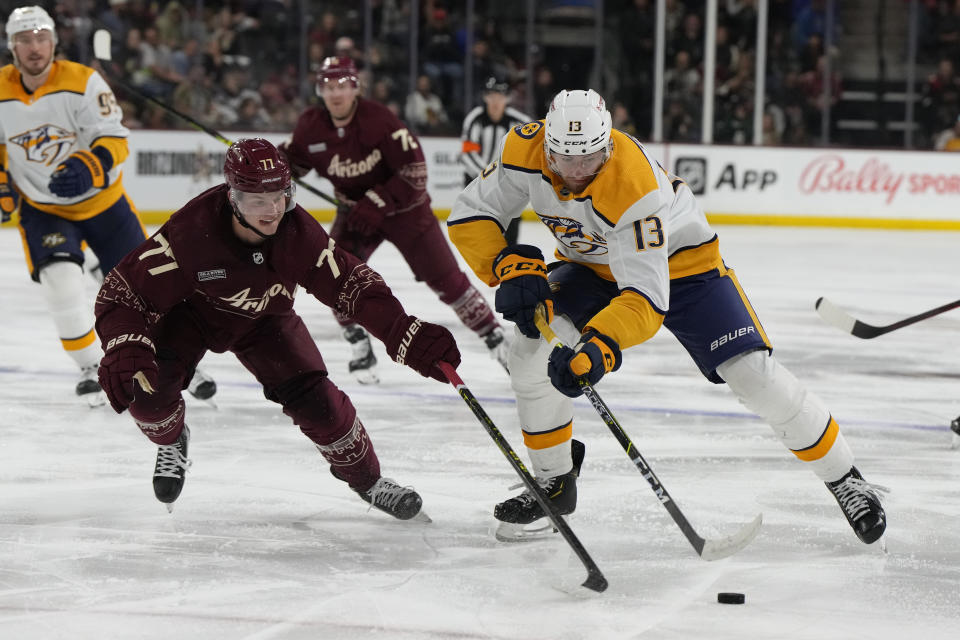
[3,226,960,638]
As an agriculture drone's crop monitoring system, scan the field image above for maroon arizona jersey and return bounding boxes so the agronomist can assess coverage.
[94,184,406,353]
[283,97,429,212]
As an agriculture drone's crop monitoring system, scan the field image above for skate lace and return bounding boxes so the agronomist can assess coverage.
[506,475,560,504]
[365,478,410,511]
[832,477,889,521]
[155,442,191,479]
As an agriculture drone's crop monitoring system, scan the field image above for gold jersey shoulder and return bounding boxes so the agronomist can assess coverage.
[0,61,95,102]
[585,131,662,223]
[501,119,548,171]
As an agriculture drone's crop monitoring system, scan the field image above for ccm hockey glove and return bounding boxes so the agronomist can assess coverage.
[48,147,113,198]
[547,329,622,398]
[0,170,18,223]
[493,244,553,339]
[386,315,461,382]
[98,332,159,413]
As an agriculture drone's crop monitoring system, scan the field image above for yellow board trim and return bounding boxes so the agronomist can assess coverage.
[522,422,573,450]
[706,213,960,230]
[62,328,96,351]
[792,417,839,462]
[112,209,960,232]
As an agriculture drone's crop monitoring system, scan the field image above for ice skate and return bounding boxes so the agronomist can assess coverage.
[357,476,428,521]
[495,439,584,542]
[187,367,217,405]
[76,364,106,407]
[343,324,379,384]
[482,326,510,372]
[826,466,888,544]
[950,415,960,449]
[154,425,192,512]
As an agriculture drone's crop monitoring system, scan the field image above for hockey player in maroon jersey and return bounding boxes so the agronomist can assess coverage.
[93,138,460,519]
[279,56,508,384]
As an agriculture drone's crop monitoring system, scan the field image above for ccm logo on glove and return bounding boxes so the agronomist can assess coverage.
[105,333,156,352]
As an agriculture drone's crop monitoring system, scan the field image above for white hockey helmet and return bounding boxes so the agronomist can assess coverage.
[544,89,612,157]
[5,6,58,51]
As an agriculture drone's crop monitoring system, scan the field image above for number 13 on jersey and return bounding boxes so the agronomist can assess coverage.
[633,215,664,251]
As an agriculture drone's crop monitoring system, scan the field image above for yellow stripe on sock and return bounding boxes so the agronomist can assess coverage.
[522,421,573,450]
[62,328,96,351]
[792,417,839,462]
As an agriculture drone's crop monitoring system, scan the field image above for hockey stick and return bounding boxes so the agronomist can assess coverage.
[438,362,608,593]
[533,307,762,561]
[815,296,960,339]
[90,29,339,206]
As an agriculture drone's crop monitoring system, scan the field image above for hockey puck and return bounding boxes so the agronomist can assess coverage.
[717,592,745,605]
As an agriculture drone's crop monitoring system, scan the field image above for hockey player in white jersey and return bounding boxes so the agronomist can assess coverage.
[0,6,215,405]
[447,88,887,545]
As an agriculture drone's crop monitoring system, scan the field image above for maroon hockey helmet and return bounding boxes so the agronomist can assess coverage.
[316,56,359,90]
[223,138,291,193]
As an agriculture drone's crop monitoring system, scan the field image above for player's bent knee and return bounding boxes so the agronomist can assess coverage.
[717,349,830,448]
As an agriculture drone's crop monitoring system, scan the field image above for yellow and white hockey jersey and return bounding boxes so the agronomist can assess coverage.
[0,60,130,221]
[448,122,723,350]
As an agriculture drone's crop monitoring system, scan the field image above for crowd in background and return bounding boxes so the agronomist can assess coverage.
[0,0,956,148]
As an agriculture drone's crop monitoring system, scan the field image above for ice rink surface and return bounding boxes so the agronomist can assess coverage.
[1,220,958,639]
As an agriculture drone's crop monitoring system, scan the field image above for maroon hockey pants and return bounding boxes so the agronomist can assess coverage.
[127,309,381,491]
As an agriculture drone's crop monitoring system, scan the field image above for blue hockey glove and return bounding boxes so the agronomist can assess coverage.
[493,244,553,339]
[0,170,19,223]
[48,148,113,198]
[547,329,622,397]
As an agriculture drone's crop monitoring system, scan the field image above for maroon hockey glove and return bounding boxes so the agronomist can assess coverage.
[346,188,391,235]
[385,315,461,382]
[98,333,159,413]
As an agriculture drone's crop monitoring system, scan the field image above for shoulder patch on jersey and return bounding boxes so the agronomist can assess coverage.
[514,121,542,139]
[502,121,546,173]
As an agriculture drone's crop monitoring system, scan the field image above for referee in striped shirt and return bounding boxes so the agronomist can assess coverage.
[460,77,532,245]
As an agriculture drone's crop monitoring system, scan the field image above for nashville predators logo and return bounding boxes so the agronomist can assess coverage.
[540,215,607,256]
[41,232,67,248]
[10,125,77,166]
[515,121,543,139]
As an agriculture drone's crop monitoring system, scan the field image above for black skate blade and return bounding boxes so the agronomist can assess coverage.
[411,510,432,524]
[494,520,558,542]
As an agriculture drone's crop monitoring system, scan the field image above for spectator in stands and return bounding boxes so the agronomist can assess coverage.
[800,53,841,137]
[420,8,463,108]
[791,0,840,55]
[532,64,559,115]
[611,100,639,138]
[671,11,704,67]
[934,113,960,150]
[405,73,450,135]
[920,58,960,142]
